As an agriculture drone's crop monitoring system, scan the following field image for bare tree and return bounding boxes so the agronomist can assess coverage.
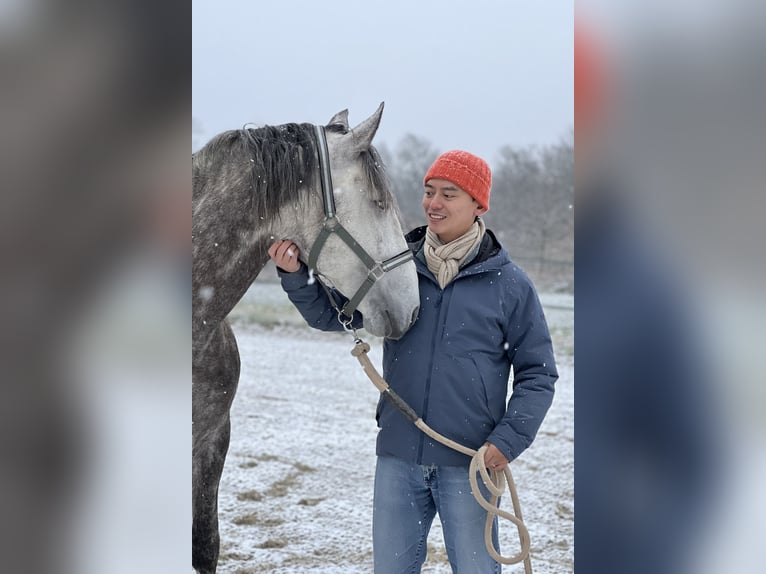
[486,133,573,290]
[380,134,440,230]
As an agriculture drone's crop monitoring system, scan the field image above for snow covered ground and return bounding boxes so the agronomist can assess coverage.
[215,282,573,573]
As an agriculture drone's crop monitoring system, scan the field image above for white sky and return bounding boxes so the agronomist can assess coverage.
[192,0,573,163]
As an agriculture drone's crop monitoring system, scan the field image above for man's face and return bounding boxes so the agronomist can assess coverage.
[422,179,485,243]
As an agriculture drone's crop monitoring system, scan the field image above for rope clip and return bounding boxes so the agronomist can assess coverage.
[337,309,359,340]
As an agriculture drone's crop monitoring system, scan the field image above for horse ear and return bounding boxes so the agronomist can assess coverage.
[350,102,384,153]
[327,109,350,131]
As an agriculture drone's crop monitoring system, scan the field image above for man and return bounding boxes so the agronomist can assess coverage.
[269,150,558,573]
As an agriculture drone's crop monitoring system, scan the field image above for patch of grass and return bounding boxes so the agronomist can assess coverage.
[280,548,374,568]
[238,453,281,470]
[256,539,288,549]
[232,512,259,526]
[556,502,574,519]
[233,512,284,527]
[218,551,252,562]
[265,471,300,497]
[293,461,316,473]
[237,489,264,502]
[297,497,324,507]
[425,542,450,564]
[256,453,279,462]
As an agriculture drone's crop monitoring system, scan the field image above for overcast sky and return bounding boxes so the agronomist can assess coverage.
[192,0,573,163]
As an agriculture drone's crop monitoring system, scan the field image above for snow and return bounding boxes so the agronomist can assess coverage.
[215,284,573,573]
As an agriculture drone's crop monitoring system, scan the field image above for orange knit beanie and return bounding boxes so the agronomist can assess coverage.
[423,150,492,211]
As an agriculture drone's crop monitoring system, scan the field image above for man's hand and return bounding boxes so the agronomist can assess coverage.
[483,442,509,472]
[268,240,301,273]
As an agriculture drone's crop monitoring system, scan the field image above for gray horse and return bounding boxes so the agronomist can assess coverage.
[192,104,419,573]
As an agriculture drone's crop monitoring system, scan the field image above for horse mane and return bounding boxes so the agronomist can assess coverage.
[193,122,392,221]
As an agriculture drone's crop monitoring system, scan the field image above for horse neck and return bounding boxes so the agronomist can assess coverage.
[193,126,324,338]
[264,195,323,257]
[192,188,321,334]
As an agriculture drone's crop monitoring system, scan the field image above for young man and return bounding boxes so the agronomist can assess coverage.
[269,150,558,573]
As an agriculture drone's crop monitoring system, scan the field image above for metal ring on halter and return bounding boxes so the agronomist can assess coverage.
[337,309,357,335]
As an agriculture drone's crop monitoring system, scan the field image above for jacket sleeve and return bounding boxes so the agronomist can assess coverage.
[277,263,364,332]
[486,279,559,461]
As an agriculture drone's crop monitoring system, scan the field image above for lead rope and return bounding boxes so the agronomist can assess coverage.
[349,338,533,573]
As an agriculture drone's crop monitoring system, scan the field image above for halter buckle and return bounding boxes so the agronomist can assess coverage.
[370,264,385,281]
[324,216,339,231]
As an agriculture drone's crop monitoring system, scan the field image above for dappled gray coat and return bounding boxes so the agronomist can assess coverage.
[278,226,558,466]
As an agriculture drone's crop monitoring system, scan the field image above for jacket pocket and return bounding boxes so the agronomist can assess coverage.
[469,355,507,426]
[469,356,498,425]
[435,354,496,444]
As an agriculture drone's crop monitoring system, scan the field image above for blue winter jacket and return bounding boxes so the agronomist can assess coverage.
[278,226,558,466]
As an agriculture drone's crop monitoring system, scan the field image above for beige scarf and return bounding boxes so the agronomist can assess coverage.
[425,218,486,288]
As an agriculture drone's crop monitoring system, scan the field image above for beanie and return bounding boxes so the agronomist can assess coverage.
[423,150,492,211]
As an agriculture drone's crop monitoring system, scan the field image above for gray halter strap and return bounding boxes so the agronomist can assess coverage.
[307,125,413,322]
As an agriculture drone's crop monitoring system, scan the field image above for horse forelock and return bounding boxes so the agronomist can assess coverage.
[241,123,320,220]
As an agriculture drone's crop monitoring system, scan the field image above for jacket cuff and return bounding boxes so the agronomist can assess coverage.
[485,431,521,463]
[277,263,310,291]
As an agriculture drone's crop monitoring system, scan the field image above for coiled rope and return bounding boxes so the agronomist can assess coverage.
[351,339,533,573]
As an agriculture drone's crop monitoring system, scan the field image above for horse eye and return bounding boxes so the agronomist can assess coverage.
[375,200,386,211]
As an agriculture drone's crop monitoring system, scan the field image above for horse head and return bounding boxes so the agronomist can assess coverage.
[296,103,419,339]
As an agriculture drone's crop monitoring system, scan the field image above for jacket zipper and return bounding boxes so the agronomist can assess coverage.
[417,279,447,464]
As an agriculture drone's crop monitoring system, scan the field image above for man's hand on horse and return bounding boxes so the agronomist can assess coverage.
[268,240,301,273]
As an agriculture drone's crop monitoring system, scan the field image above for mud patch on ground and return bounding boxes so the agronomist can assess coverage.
[297,497,324,506]
[293,461,316,473]
[237,489,264,502]
[265,471,301,497]
[233,512,284,527]
[218,550,252,562]
[426,542,450,564]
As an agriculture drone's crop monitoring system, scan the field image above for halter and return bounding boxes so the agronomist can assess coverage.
[308,125,413,326]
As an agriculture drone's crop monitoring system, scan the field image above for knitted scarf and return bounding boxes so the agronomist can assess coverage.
[424,218,486,288]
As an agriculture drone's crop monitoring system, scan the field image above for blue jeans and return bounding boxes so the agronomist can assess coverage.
[373,456,501,574]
